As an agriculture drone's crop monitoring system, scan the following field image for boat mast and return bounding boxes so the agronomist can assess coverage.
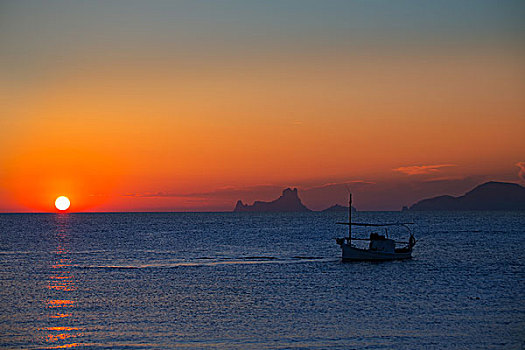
[348,193,352,244]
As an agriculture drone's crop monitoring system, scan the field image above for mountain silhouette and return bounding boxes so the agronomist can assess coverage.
[234,188,311,212]
[409,181,525,211]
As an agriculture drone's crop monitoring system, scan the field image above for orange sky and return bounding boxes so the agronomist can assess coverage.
[1,1,524,212]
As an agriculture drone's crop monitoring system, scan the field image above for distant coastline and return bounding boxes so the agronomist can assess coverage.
[234,188,311,212]
[233,181,525,213]
[234,187,357,213]
[408,181,525,211]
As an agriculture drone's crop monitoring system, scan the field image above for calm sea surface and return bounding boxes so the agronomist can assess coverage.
[0,212,524,349]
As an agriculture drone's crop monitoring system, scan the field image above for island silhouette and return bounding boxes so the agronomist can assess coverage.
[234,188,311,212]
[234,181,525,212]
[409,181,525,211]
[234,187,358,212]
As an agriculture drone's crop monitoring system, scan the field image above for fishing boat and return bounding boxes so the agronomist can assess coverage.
[335,194,416,261]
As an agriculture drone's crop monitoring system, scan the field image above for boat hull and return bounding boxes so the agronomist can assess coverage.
[341,244,412,261]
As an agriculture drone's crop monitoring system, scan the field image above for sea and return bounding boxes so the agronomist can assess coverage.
[0,211,524,349]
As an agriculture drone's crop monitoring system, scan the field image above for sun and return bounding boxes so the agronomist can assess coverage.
[55,196,71,211]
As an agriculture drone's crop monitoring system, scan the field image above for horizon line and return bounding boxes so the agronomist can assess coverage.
[0,209,393,214]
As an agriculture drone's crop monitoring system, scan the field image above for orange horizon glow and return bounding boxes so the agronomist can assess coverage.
[1,2,524,212]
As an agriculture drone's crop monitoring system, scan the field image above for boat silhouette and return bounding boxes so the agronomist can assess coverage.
[335,193,416,261]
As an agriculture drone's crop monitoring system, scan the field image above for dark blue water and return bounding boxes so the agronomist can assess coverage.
[0,212,524,349]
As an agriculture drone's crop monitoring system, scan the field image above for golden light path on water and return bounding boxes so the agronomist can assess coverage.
[42,214,84,349]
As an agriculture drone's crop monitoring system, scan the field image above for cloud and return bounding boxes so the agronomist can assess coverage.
[393,164,456,176]
[304,180,375,191]
[120,181,377,211]
[516,162,525,182]
[122,192,174,198]
[422,176,466,183]
[299,180,375,210]
[121,184,283,199]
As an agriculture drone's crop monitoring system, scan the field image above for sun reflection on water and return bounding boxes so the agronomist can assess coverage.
[49,313,73,319]
[42,214,84,348]
[47,300,76,307]
[45,343,81,349]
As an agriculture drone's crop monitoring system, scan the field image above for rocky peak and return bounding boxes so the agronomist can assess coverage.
[233,187,311,212]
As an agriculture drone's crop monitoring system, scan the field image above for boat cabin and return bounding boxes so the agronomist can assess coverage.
[368,234,395,253]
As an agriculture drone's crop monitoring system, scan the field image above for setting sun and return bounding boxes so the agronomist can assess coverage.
[55,196,71,211]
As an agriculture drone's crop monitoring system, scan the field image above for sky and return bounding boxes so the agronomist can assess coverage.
[1,0,524,212]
